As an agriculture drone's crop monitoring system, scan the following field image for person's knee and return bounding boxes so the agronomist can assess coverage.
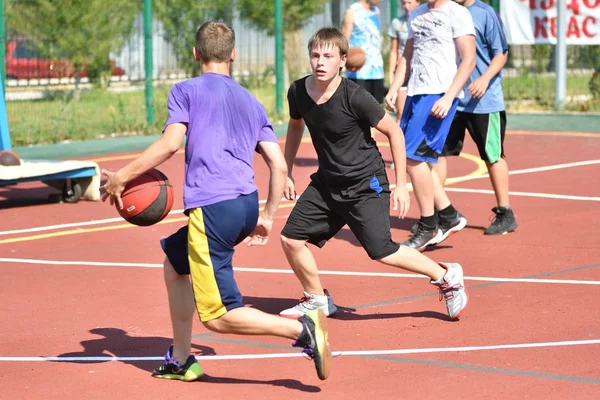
[280,234,306,252]
[202,317,228,333]
[163,258,186,285]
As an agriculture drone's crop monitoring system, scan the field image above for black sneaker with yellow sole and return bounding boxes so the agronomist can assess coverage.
[152,345,203,382]
[294,309,332,380]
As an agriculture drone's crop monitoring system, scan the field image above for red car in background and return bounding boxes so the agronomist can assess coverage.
[6,39,126,80]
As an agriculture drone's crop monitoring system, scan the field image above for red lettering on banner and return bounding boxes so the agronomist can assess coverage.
[567,0,580,15]
[534,16,597,39]
[535,16,549,37]
[582,0,600,7]
[582,16,597,37]
[540,0,555,10]
[568,17,582,37]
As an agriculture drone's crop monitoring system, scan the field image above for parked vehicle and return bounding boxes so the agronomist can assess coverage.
[6,39,126,80]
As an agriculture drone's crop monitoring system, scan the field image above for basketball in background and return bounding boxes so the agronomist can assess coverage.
[0,150,22,166]
[345,47,366,72]
[117,168,174,226]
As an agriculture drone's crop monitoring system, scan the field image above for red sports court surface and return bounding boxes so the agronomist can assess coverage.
[1,130,599,399]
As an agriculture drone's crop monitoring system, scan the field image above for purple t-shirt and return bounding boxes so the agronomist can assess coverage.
[165,73,277,210]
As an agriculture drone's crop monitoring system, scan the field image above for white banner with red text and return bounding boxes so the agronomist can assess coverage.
[500,0,600,44]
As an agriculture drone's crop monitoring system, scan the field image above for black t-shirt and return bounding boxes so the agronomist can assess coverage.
[288,77,386,186]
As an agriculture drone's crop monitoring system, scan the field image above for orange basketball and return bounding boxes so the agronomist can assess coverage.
[346,47,366,71]
[117,168,174,226]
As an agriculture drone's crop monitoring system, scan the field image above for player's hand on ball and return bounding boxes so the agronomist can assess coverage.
[284,176,297,200]
[430,96,453,119]
[392,186,410,219]
[101,169,125,210]
[384,92,398,112]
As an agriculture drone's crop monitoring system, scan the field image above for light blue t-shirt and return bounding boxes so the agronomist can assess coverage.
[459,0,508,113]
[388,15,409,57]
[346,2,384,80]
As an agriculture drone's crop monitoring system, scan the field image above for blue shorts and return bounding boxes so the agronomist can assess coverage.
[400,94,459,163]
[160,191,258,322]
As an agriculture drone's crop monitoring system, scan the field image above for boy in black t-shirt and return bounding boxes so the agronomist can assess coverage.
[278,26,468,321]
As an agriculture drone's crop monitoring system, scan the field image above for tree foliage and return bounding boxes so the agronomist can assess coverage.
[237,0,329,35]
[6,0,139,83]
[154,0,233,76]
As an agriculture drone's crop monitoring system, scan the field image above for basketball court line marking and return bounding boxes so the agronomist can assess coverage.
[1,258,599,285]
[1,338,599,362]
[444,188,600,202]
[1,158,597,239]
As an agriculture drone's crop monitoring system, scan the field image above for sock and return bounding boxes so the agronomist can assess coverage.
[420,214,437,229]
[432,263,448,284]
[438,204,457,219]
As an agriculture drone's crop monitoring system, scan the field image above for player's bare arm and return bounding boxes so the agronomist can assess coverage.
[469,51,508,99]
[385,39,413,112]
[374,113,410,218]
[283,117,305,200]
[340,8,355,39]
[101,123,186,208]
[388,37,399,84]
[245,140,288,246]
[430,34,476,119]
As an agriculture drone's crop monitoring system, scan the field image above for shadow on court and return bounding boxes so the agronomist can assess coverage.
[0,185,63,209]
[198,374,321,392]
[57,327,215,370]
[331,309,452,322]
[243,296,451,322]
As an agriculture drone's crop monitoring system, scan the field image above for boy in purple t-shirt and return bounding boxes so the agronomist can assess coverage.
[101,21,332,382]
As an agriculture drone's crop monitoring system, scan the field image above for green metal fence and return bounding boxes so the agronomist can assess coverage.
[3,0,599,147]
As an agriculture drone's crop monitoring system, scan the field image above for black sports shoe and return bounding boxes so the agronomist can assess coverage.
[410,211,438,234]
[151,345,203,382]
[484,206,518,235]
[402,222,441,252]
[436,211,467,244]
[293,309,332,380]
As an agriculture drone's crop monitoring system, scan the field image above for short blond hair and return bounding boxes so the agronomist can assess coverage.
[307,26,349,56]
[195,21,235,63]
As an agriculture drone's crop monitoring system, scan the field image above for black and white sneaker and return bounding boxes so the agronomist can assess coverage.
[435,211,467,245]
[402,222,441,252]
[484,206,518,235]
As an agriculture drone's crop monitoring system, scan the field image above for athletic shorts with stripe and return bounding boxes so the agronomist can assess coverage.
[159,191,258,322]
[442,111,507,163]
[281,172,400,260]
[401,93,459,163]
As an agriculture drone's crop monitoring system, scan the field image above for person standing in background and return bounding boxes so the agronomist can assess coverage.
[388,0,421,123]
[434,0,518,235]
[341,0,385,104]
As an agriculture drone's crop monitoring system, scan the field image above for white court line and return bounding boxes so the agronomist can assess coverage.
[0,198,273,237]
[2,258,600,285]
[444,188,600,202]
[1,159,598,237]
[2,338,600,362]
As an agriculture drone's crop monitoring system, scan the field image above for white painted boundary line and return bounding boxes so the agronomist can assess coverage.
[0,159,598,236]
[0,199,272,237]
[2,338,600,362]
[444,188,600,202]
[2,258,600,285]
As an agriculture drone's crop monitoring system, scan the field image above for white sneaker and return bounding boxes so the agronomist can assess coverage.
[431,263,468,320]
[279,289,338,319]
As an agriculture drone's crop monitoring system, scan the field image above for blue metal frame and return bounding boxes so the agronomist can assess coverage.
[0,78,11,151]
